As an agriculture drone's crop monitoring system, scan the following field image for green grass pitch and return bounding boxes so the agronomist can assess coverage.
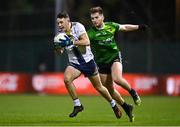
[0,94,180,126]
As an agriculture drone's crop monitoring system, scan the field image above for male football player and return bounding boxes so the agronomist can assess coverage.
[54,12,121,119]
[87,6,147,122]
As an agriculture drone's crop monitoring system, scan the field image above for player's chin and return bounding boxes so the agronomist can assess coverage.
[94,24,101,28]
[59,27,65,31]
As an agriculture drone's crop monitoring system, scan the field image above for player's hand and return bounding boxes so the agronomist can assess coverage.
[53,42,64,54]
[54,42,61,49]
[54,47,64,54]
[138,24,149,31]
[58,35,73,47]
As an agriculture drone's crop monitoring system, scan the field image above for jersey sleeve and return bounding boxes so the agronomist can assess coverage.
[76,22,87,38]
[111,22,121,31]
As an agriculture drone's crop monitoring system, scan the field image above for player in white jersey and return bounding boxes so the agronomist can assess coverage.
[61,21,93,65]
[54,12,121,118]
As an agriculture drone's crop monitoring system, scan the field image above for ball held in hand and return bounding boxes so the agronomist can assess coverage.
[54,32,73,48]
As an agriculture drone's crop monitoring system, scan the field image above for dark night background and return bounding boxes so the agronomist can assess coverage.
[0,0,179,74]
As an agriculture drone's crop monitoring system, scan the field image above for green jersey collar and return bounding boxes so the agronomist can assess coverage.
[95,23,105,30]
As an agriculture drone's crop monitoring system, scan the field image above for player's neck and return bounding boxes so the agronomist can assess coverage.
[66,22,72,33]
[96,23,105,30]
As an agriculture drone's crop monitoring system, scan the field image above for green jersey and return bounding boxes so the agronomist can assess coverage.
[87,22,120,64]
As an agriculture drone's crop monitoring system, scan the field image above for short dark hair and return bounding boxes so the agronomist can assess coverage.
[57,11,69,19]
[90,6,103,14]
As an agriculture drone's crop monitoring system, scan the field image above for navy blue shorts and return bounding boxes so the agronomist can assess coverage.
[69,59,98,77]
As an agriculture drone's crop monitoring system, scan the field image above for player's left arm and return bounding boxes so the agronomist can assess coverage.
[119,24,148,32]
[73,32,90,46]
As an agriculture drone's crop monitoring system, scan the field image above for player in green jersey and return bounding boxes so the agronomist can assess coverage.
[88,6,147,122]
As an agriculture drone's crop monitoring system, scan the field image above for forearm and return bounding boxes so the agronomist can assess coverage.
[73,33,90,46]
[73,39,90,46]
[120,24,139,31]
[120,24,148,31]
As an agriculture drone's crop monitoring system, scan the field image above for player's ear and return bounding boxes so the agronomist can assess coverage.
[102,14,104,21]
[67,17,70,22]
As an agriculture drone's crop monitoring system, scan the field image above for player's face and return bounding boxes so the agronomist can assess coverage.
[90,12,104,28]
[57,17,69,32]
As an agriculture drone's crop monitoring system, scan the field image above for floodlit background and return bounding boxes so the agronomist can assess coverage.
[0,0,179,73]
[0,0,180,126]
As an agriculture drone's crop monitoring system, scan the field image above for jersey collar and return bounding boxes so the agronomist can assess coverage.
[95,23,105,30]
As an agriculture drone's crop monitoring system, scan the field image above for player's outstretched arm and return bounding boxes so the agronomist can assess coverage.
[119,24,148,32]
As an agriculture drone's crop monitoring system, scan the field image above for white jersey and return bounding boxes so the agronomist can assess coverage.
[64,22,94,65]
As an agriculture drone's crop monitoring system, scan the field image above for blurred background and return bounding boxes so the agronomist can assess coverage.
[0,1,180,125]
[0,0,179,74]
